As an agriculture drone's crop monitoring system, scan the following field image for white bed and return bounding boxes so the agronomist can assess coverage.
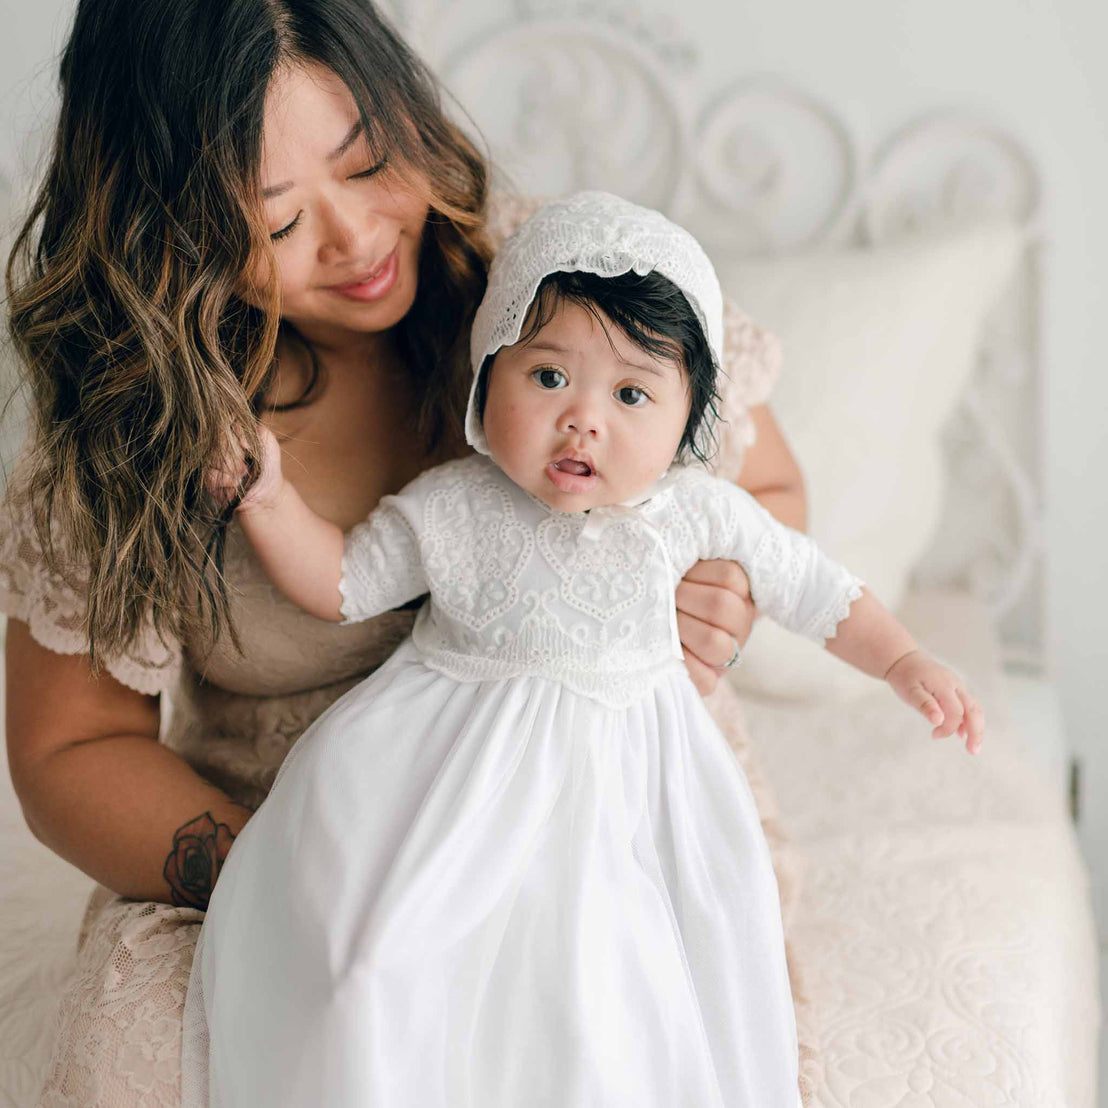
[0,0,1103,1104]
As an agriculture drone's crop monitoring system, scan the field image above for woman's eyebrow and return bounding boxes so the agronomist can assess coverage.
[261,123,365,199]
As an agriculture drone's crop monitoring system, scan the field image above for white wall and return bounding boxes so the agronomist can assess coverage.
[3,0,1106,922]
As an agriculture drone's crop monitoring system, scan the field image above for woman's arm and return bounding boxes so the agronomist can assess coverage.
[5,620,252,907]
[734,404,807,530]
[677,403,807,694]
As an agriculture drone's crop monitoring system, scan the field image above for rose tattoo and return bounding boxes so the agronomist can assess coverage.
[163,811,237,910]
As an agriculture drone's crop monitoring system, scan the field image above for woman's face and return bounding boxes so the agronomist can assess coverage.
[257,62,430,348]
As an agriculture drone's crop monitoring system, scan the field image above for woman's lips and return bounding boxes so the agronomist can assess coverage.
[326,247,400,302]
[546,460,599,494]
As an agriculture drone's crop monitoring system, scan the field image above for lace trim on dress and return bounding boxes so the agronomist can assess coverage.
[802,578,866,645]
[0,457,182,697]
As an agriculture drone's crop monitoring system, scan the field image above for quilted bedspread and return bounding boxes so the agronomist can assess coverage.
[0,591,1101,1107]
[743,591,1102,1107]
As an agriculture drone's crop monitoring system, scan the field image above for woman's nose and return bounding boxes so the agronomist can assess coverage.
[317,196,379,264]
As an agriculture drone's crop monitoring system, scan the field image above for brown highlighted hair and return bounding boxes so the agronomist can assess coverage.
[6,0,492,669]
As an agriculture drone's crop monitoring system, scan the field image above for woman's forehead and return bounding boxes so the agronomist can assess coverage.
[261,62,363,185]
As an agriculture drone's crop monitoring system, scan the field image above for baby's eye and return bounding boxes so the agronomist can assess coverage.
[617,386,649,407]
[532,368,567,390]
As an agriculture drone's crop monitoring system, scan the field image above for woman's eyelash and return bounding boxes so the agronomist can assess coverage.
[349,156,389,180]
[268,157,387,242]
[270,213,302,242]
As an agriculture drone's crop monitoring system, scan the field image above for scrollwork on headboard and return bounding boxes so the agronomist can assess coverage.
[393,0,1046,669]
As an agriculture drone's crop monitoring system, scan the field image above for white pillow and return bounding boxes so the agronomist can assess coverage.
[713,222,1025,701]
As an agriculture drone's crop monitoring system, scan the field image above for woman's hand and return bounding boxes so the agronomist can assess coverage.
[884,650,986,754]
[205,423,285,514]
[676,560,756,696]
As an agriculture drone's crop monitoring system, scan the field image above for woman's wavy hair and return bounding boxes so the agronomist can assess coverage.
[6,0,492,669]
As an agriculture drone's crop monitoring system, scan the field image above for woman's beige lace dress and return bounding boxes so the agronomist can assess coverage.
[0,197,817,1107]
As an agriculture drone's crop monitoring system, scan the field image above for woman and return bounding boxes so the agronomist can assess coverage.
[2,0,808,1104]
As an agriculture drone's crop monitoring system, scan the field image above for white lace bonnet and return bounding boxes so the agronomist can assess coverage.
[466,190,724,457]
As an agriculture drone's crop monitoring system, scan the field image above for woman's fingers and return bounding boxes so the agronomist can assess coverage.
[676,559,755,696]
[680,558,752,600]
[677,610,740,671]
[681,646,720,697]
[675,579,753,646]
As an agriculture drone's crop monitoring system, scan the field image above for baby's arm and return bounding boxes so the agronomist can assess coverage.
[208,425,345,621]
[824,589,985,753]
[690,473,984,753]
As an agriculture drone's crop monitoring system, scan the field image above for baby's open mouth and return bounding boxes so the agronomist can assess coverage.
[553,459,594,477]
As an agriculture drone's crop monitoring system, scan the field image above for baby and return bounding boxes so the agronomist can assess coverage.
[183,191,984,1108]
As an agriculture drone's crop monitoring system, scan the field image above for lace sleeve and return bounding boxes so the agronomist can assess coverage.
[0,454,182,696]
[710,297,784,482]
[680,471,863,645]
[339,501,429,624]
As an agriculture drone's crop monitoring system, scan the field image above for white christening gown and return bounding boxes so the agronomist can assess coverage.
[181,453,862,1108]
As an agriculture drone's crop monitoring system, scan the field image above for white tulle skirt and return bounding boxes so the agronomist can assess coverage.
[181,639,800,1107]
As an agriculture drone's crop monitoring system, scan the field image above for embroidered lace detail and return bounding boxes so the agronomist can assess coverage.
[802,578,866,644]
[746,528,812,630]
[422,474,533,630]
[36,886,203,1108]
[0,454,181,697]
[340,503,426,623]
[346,456,862,707]
[536,513,654,622]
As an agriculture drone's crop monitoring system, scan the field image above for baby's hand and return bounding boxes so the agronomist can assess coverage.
[884,650,985,755]
[205,423,285,513]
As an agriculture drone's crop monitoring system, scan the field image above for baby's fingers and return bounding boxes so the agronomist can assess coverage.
[908,684,945,730]
[956,688,986,754]
[927,683,965,740]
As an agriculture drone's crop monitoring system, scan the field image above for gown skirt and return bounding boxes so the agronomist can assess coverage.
[181,638,801,1108]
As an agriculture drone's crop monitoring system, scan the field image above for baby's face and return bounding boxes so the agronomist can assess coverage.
[483,299,691,512]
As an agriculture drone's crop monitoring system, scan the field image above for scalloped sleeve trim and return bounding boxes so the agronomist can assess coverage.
[0,458,182,697]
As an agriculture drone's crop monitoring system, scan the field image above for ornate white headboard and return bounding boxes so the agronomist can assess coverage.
[391,0,1046,673]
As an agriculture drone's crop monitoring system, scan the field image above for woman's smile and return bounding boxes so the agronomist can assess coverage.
[324,246,400,301]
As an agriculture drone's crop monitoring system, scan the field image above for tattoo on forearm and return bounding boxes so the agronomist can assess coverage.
[163,811,237,910]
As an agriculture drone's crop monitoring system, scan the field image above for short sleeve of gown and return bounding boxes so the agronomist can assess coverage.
[484,191,784,482]
[0,448,182,696]
[674,468,864,646]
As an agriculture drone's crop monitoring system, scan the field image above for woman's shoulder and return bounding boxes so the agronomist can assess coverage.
[0,446,183,696]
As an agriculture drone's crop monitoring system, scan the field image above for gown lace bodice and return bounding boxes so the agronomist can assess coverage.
[340,454,862,709]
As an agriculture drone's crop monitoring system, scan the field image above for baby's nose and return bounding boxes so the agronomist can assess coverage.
[557,398,601,437]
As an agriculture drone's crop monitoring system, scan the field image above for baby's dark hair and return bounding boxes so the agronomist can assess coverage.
[478,269,721,464]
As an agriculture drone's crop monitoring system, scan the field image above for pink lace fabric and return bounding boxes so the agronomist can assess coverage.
[2,192,807,1108]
